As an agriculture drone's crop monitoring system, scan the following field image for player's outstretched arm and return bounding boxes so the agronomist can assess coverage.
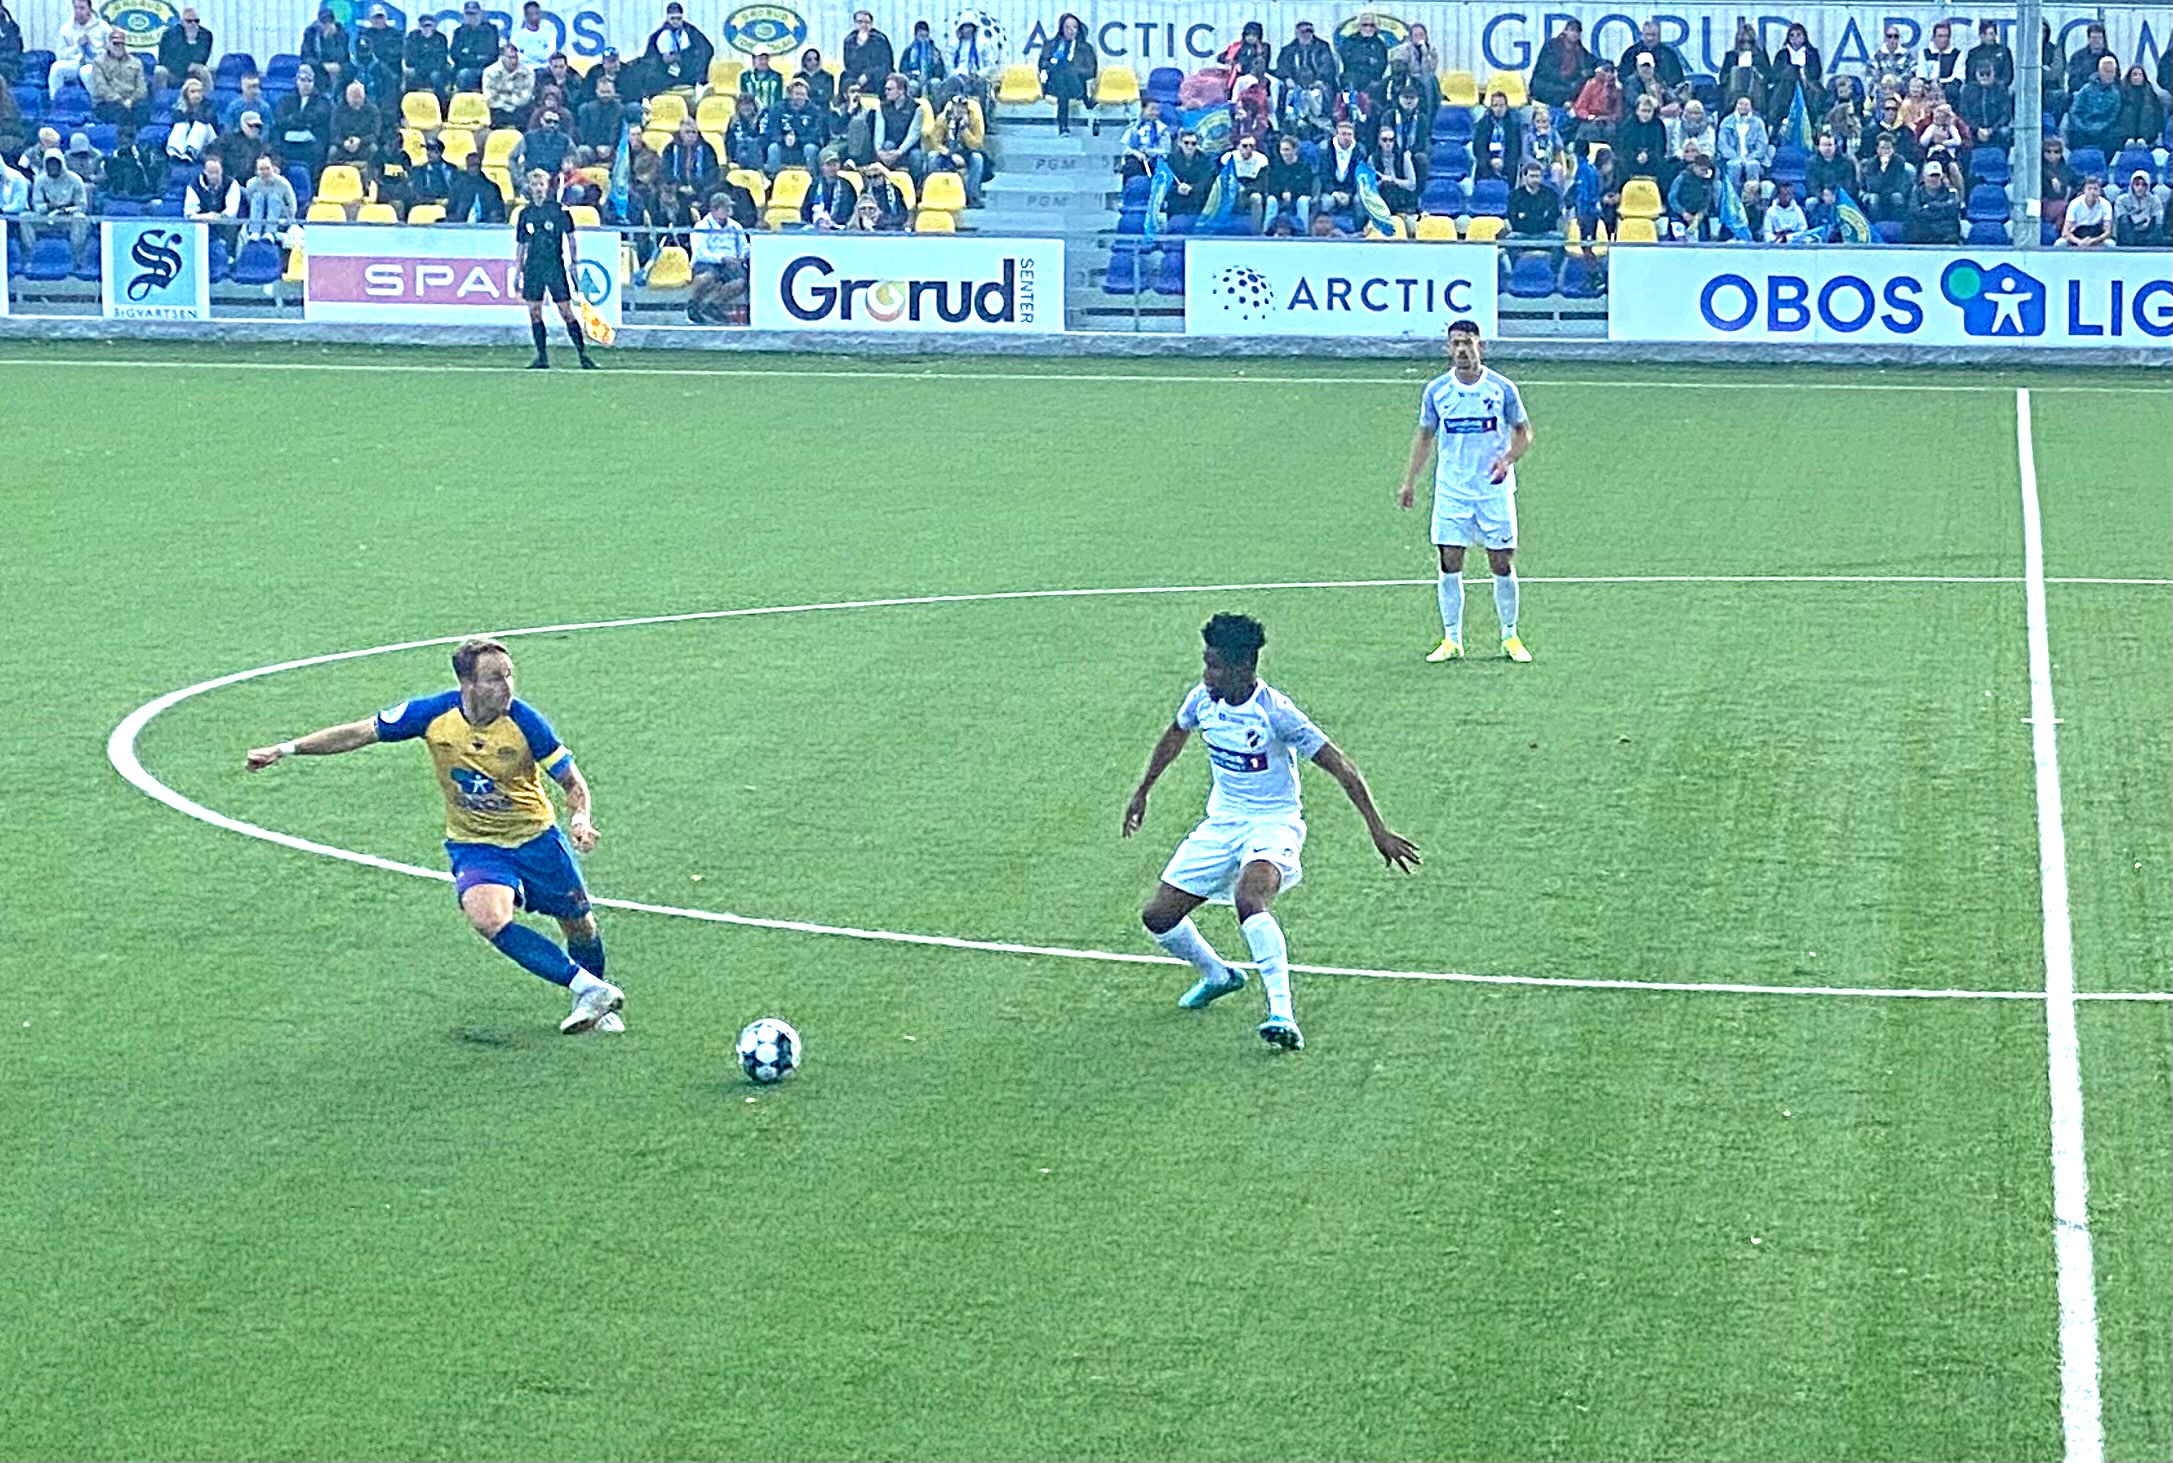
[1311,741,1421,872]
[1121,722,1191,837]
[1397,425,1433,509]
[553,759,600,852]
[244,718,380,771]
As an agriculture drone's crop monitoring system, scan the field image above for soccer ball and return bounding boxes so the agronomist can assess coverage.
[736,1018,802,1084]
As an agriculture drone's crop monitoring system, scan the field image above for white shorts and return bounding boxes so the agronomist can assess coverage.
[1433,493,1518,551]
[1159,815,1306,904]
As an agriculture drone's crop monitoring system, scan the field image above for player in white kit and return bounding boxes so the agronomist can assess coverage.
[1397,320,1536,662]
[1122,613,1421,1051]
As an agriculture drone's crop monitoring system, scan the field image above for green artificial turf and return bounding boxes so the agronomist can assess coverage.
[2,346,2166,1461]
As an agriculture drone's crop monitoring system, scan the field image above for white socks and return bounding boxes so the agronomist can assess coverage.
[1437,571,1464,640]
[1493,569,1519,638]
[1240,912,1292,1020]
[1151,917,1225,978]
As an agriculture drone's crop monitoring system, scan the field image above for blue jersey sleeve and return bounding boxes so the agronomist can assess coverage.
[374,689,459,743]
[509,699,573,776]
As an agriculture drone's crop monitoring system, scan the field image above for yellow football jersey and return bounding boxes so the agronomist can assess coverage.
[374,691,573,846]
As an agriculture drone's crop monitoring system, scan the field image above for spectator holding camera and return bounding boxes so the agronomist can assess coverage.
[928,91,985,205]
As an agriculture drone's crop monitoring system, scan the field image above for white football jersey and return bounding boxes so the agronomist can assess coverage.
[1420,367,1527,503]
[1175,680,1328,820]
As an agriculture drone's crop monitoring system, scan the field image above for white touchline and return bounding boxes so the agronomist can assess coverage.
[105,576,2173,1007]
[2018,389,2106,1463]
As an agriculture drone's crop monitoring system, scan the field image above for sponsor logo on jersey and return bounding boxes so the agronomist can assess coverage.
[1206,743,1271,773]
[1437,414,1500,434]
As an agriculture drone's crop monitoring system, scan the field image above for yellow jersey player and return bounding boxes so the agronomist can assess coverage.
[245,637,623,1034]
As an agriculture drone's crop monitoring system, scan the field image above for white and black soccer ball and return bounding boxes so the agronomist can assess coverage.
[736,1018,802,1084]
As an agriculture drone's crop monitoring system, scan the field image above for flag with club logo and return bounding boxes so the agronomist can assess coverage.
[1198,151,1239,225]
[1717,165,1750,240]
[1143,156,1173,244]
[1355,157,1396,235]
[1783,83,1813,151]
[1833,185,1871,243]
[607,119,631,222]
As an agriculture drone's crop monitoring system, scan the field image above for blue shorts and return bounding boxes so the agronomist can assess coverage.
[446,826,591,920]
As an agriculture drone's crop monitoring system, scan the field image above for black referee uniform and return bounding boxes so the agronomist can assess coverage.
[515,195,595,369]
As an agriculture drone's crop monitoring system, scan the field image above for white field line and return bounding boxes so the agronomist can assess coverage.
[2018,388,2106,1463]
[0,354,2168,393]
[105,576,2173,1006]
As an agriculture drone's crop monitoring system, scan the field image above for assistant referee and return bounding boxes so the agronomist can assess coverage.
[514,168,597,370]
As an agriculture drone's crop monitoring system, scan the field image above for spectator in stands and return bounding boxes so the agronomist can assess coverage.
[659,114,717,222]
[1623,53,1675,124]
[534,50,576,105]
[100,122,160,198]
[1918,103,1965,186]
[583,46,634,105]
[2116,66,2164,149]
[1388,21,1439,121]
[1616,92,1666,183]
[1619,19,1686,91]
[1525,102,1570,188]
[1667,96,1712,164]
[27,148,89,257]
[1388,85,1430,181]
[618,128,664,248]
[1165,127,1214,215]
[0,76,21,164]
[721,93,766,171]
[185,149,236,228]
[1765,22,1821,130]
[1918,21,1963,105]
[1371,123,1417,225]
[1117,96,1169,180]
[841,186,884,230]
[327,78,381,167]
[1859,131,1910,222]
[1506,159,1562,238]
[220,71,265,131]
[1897,75,1938,131]
[408,133,453,203]
[1757,177,1804,239]
[2064,23,2113,98]
[1338,13,1389,100]
[574,75,624,162]
[354,6,403,99]
[1334,80,1377,144]
[2067,56,2122,159]
[2160,49,2171,106]
[801,151,854,225]
[1275,19,1339,118]
[2060,173,2111,246]
[841,9,893,93]
[273,64,330,177]
[1901,159,1958,241]
[645,2,712,94]
[62,128,99,192]
[507,0,550,69]
[1222,129,1267,226]
[1570,61,1621,146]
[1530,18,1594,114]
[515,103,571,176]
[2039,137,2075,227]
[484,43,534,129]
[871,71,920,171]
[300,6,351,96]
[218,110,266,177]
[1217,20,1271,92]
[945,19,999,106]
[242,151,296,243]
[793,47,834,111]
[1960,20,2011,92]
[1861,90,1913,163]
[404,12,451,99]
[1718,93,1769,192]
[825,78,871,164]
[552,152,595,207]
[860,164,907,227]
[17,122,58,173]
[0,156,28,217]
[1,3,27,87]
[896,23,944,100]
[1572,141,1619,239]
[88,29,147,127]
[1959,62,2012,154]
[1471,89,1521,183]
[688,191,748,322]
[448,145,506,220]
[1805,128,1855,196]
[1868,24,1911,94]
[1825,74,1867,130]
[167,76,218,160]
[1318,116,1363,217]
[2114,169,2165,245]
[1261,133,1314,231]
[450,1,499,91]
[928,90,984,204]
[1038,14,1095,137]
[48,0,108,98]
[1666,146,1716,237]
[2035,21,2066,124]
[739,45,784,113]
[768,77,827,172]
[1716,20,1766,112]
[155,5,211,92]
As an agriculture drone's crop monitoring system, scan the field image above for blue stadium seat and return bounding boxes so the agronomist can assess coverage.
[1770,145,1808,185]
[1202,212,1255,236]
[214,53,258,87]
[143,196,179,215]
[1966,183,2009,220]
[23,237,75,280]
[2068,147,2106,179]
[1468,178,1510,216]
[1428,141,1471,179]
[1433,108,1474,143]
[284,162,313,204]
[1146,67,1183,107]
[5,231,21,278]
[1506,254,1557,297]
[84,122,117,152]
[49,85,92,125]
[138,123,171,151]
[103,198,145,216]
[1969,148,2010,184]
[204,236,231,282]
[1102,243,1143,293]
[1873,220,1903,244]
[232,238,282,284]
[265,53,302,85]
[71,246,101,281]
[1120,174,1149,206]
[1420,176,1466,214]
[1115,206,1145,235]
[1559,253,1602,297]
[1161,212,1197,235]
[2110,147,2156,183]
[1154,242,1186,295]
[1966,219,2010,244]
[9,83,42,121]
[21,48,56,77]
[2040,219,2059,245]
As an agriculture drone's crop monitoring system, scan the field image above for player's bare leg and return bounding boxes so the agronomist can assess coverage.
[1234,861,1302,1050]
[1143,882,1248,1008]
[1487,546,1529,661]
[1429,543,1467,660]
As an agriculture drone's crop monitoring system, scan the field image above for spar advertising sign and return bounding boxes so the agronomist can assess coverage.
[1609,247,2173,348]
[304,223,621,326]
[1184,239,1497,337]
[748,234,1062,332]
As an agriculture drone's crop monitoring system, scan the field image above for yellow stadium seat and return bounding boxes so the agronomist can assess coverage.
[481,128,521,167]
[869,167,912,209]
[1415,212,1458,239]
[997,64,1041,104]
[316,165,364,205]
[695,93,733,131]
[821,57,841,80]
[485,164,514,200]
[763,204,800,228]
[1614,216,1659,242]
[356,202,398,223]
[445,91,488,129]
[1618,179,1664,218]
[1093,65,1140,106]
[1441,69,1480,107]
[768,167,811,210]
[568,52,596,75]
[912,207,955,232]
[707,57,744,93]
[918,170,966,211]
[642,127,675,152]
[282,244,306,283]
[647,92,688,128]
[1364,215,1409,239]
[568,204,600,227]
[407,203,446,224]
[726,168,767,207]
[398,127,429,165]
[646,245,693,287]
[435,128,476,165]
[400,90,442,129]
[578,164,610,190]
[1463,214,1507,241]
[305,200,348,221]
[1484,70,1528,108]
